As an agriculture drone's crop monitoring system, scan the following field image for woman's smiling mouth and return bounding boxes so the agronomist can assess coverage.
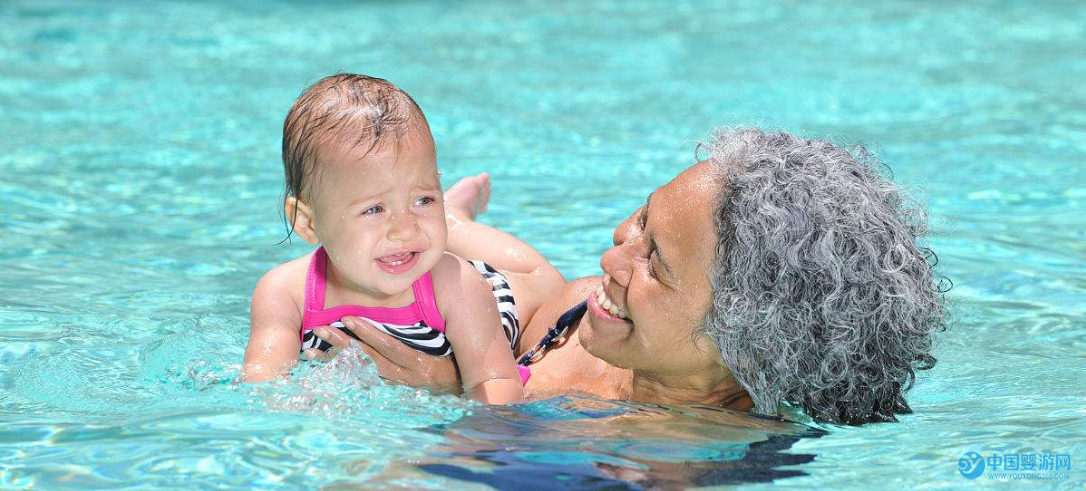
[591,284,629,320]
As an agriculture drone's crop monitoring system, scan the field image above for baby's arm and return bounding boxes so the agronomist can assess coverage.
[242,263,304,383]
[432,254,523,404]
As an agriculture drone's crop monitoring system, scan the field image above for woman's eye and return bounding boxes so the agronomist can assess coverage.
[362,205,383,215]
[638,208,648,229]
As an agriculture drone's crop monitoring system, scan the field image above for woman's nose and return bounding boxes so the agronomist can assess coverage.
[603,211,641,286]
[600,243,633,287]
[602,222,638,288]
[387,212,419,242]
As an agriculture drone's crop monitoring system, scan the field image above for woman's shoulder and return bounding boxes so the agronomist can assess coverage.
[520,276,632,399]
[531,276,599,322]
[556,277,601,309]
[516,276,600,354]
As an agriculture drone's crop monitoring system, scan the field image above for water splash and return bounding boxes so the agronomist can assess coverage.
[243,343,475,426]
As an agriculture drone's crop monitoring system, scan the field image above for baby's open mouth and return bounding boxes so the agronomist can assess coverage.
[375,251,419,274]
[377,252,416,266]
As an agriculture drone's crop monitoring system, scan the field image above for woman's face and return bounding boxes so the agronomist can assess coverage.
[581,161,726,377]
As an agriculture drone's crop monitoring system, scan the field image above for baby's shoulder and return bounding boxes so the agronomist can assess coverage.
[429,253,492,310]
[429,252,485,287]
[252,252,313,306]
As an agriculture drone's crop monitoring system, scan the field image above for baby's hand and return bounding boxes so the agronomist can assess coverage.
[306,317,462,394]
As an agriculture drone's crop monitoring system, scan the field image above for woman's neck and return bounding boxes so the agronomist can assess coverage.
[629,370,753,411]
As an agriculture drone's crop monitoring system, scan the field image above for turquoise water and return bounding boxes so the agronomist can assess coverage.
[2,0,1085,489]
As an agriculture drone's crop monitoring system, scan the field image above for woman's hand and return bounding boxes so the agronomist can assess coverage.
[303,316,462,394]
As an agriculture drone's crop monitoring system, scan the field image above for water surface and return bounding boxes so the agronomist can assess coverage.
[2,0,1084,489]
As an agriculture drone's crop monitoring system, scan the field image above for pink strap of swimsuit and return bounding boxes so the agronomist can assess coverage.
[301,247,445,333]
[302,247,530,386]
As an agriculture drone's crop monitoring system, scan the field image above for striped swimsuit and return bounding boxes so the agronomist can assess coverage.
[299,247,521,356]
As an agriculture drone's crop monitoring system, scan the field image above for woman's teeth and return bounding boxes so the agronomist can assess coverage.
[595,285,629,320]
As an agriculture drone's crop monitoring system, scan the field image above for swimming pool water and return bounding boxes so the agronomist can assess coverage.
[2,0,1085,489]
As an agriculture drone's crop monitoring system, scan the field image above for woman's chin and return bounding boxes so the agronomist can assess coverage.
[580,327,636,371]
[578,324,609,362]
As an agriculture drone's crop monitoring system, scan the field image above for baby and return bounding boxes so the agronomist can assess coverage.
[243,74,523,404]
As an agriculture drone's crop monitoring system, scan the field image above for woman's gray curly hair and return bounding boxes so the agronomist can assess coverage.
[700,127,946,425]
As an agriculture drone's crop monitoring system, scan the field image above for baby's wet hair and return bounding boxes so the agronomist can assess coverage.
[280,73,427,239]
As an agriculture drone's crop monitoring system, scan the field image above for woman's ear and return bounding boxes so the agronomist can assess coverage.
[285,196,320,245]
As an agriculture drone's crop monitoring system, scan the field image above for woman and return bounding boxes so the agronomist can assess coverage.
[308,127,946,425]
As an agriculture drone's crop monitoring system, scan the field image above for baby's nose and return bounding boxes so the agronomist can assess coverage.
[387,212,419,241]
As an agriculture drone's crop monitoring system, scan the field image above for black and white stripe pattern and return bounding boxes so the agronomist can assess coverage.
[299,261,520,357]
[302,317,453,357]
[469,260,521,350]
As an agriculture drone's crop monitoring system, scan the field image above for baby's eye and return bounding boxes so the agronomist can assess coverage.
[361,205,384,216]
[415,196,436,206]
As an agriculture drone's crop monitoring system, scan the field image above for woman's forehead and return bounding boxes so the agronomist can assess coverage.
[650,162,719,283]
[671,160,720,194]
[654,161,718,220]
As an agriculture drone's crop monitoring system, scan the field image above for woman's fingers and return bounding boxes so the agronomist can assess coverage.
[313,325,357,349]
[303,325,362,363]
[308,321,406,378]
[303,348,338,363]
[338,316,442,373]
[339,316,460,391]
[338,317,401,358]
[306,317,460,393]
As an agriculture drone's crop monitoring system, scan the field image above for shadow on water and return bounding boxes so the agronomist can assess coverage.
[408,396,825,490]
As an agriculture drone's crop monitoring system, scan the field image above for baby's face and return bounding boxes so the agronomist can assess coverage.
[308,130,446,301]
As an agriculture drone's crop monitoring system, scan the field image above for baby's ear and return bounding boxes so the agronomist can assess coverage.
[285,197,320,245]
